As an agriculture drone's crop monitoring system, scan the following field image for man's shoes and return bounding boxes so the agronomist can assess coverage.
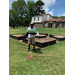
[33,49,36,51]
[27,49,30,52]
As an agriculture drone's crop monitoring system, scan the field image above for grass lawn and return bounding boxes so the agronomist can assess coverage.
[9,27,65,75]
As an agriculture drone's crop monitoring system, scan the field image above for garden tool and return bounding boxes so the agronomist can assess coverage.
[28,55,37,59]
[28,55,52,59]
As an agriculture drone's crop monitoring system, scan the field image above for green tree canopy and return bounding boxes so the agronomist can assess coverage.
[9,9,19,28]
[34,0,45,15]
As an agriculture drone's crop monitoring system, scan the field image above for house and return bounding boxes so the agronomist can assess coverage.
[59,19,65,28]
[30,14,65,28]
[43,19,65,28]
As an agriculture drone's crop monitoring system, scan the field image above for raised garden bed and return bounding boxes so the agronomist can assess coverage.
[10,34,27,40]
[23,36,56,48]
[39,33,48,36]
[35,34,46,38]
[49,34,65,41]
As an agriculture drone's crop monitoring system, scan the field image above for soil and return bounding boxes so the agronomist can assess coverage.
[35,35,46,37]
[13,34,26,37]
[53,35,65,38]
[35,34,46,38]
[50,34,65,38]
[26,36,56,43]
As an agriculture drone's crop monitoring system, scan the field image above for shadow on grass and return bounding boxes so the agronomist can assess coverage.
[31,48,43,53]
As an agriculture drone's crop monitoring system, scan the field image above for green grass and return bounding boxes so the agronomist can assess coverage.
[9,27,65,75]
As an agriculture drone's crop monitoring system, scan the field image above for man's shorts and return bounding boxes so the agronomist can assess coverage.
[28,37,35,44]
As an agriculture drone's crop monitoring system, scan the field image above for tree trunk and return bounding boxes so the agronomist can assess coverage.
[13,26,15,29]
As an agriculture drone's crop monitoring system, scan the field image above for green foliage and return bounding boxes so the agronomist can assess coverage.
[52,16,65,19]
[11,0,27,27]
[9,9,19,28]
[27,29,37,34]
[34,0,45,15]
[26,0,35,21]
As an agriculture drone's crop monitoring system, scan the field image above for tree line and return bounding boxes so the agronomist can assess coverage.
[52,16,65,19]
[9,0,45,28]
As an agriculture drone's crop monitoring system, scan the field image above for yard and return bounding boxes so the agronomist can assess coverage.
[9,27,65,75]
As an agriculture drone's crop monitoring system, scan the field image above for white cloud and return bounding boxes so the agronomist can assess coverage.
[42,0,56,8]
[48,9,54,16]
[58,13,65,17]
[42,0,56,16]
[45,9,54,16]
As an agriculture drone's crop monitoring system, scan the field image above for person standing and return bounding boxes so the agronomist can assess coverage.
[27,22,36,52]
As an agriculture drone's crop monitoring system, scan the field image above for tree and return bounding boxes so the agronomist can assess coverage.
[26,0,35,24]
[52,16,65,19]
[58,16,65,19]
[11,0,27,26]
[9,9,18,28]
[34,0,45,15]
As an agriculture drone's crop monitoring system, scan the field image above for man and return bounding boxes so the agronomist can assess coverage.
[27,22,36,52]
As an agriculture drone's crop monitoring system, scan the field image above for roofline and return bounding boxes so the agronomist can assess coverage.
[43,19,63,22]
[32,14,53,18]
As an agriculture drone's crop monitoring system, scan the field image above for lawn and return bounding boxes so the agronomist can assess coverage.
[9,27,65,75]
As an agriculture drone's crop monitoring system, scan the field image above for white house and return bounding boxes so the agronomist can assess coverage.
[30,14,65,28]
[30,14,53,28]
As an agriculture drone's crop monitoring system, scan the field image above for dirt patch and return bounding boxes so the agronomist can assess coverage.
[26,36,56,43]
[35,35,46,37]
[35,34,46,38]
[49,34,65,38]
[53,35,65,38]
[13,34,26,37]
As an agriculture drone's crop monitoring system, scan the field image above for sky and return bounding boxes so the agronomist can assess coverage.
[9,0,65,17]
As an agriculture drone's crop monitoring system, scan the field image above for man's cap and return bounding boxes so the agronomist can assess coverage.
[30,22,34,25]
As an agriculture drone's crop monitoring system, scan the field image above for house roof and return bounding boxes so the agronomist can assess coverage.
[32,14,52,17]
[33,14,44,17]
[43,19,62,22]
[59,19,65,22]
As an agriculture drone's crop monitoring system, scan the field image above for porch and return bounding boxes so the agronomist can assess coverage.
[42,22,60,28]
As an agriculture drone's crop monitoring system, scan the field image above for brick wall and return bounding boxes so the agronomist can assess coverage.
[34,23,42,28]
[44,23,47,28]
[53,23,56,28]
[59,22,65,28]
[59,23,62,28]
[29,23,42,28]
[29,22,65,28]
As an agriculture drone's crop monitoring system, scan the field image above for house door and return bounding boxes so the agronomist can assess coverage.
[50,23,53,28]
[56,23,59,28]
[48,23,53,28]
[48,23,50,28]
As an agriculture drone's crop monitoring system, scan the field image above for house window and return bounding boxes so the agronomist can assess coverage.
[45,23,48,28]
[38,17,39,20]
[62,23,65,28]
[34,17,35,21]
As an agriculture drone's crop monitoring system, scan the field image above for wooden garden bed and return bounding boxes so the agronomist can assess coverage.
[35,34,46,38]
[23,36,56,48]
[49,34,65,41]
[10,34,27,40]
[10,33,65,49]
